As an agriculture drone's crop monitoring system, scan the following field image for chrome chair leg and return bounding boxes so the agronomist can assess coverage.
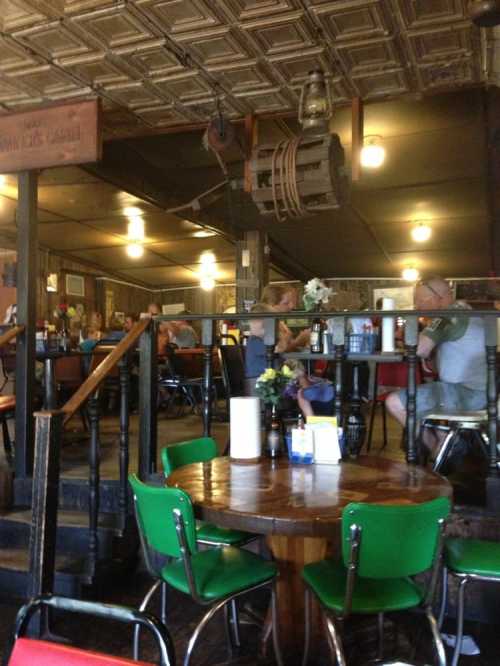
[230,598,241,647]
[437,566,448,630]
[425,606,446,666]
[325,615,346,666]
[184,597,228,666]
[433,428,457,472]
[161,581,168,625]
[223,603,235,657]
[377,612,384,660]
[451,577,468,666]
[271,582,284,666]
[133,579,162,660]
[302,587,312,666]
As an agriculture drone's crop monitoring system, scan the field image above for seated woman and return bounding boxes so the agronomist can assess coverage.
[285,359,334,418]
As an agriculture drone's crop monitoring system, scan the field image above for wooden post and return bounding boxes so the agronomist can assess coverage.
[405,316,418,464]
[351,97,364,182]
[485,87,500,274]
[201,319,215,438]
[15,170,38,481]
[138,320,158,480]
[28,411,63,601]
[236,230,269,311]
[244,114,257,194]
[332,318,345,428]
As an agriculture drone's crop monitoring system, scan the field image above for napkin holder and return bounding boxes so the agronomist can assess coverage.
[307,416,342,465]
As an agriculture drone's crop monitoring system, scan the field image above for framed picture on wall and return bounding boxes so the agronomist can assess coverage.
[66,273,85,297]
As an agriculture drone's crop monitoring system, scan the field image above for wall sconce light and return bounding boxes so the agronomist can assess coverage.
[199,251,217,290]
[360,136,385,169]
[127,216,145,241]
[298,69,333,136]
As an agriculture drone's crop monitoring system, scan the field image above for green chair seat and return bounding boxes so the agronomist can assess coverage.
[302,558,424,614]
[162,437,256,548]
[196,521,253,545]
[445,538,500,578]
[162,545,277,601]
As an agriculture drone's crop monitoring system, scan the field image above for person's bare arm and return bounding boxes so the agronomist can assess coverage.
[417,332,436,359]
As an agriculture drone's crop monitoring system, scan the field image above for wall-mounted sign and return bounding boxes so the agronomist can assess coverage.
[0,99,101,172]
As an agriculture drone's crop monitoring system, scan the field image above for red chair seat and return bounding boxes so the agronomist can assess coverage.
[0,395,15,412]
[9,638,151,666]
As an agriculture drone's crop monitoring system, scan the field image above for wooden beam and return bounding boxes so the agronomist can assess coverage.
[485,87,500,274]
[351,97,364,183]
[15,170,38,481]
[244,114,258,194]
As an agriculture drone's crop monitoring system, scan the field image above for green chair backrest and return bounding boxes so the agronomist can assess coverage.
[342,497,451,579]
[129,474,198,558]
[161,437,218,477]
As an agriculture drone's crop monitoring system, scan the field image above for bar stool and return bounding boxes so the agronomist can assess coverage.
[421,411,489,473]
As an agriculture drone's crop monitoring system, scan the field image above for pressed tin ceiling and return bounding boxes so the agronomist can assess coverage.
[0,0,486,138]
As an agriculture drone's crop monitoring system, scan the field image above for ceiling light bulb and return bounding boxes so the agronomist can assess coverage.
[200,276,215,290]
[127,216,145,241]
[402,266,420,282]
[126,243,144,259]
[124,206,142,217]
[0,175,6,187]
[411,223,432,243]
[360,137,385,169]
[200,252,216,265]
[193,230,216,238]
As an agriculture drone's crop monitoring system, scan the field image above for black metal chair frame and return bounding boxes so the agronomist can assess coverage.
[3,593,176,666]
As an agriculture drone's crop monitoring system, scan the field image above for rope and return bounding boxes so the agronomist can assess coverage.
[269,136,310,220]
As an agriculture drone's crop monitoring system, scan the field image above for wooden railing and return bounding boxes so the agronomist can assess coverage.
[29,318,151,601]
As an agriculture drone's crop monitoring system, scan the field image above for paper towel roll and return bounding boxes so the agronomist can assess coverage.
[230,397,262,460]
[382,297,395,352]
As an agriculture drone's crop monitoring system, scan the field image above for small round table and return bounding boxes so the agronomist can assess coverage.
[166,456,452,659]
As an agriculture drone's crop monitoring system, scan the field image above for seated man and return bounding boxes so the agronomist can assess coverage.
[385,277,486,458]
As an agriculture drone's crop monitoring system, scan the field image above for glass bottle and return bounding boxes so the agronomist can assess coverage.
[267,404,281,458]
[310,317,323,354]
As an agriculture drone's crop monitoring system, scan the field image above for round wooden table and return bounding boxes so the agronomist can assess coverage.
[166,456,452,659]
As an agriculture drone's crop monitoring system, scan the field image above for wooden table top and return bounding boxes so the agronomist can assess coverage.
[166,456,452,538]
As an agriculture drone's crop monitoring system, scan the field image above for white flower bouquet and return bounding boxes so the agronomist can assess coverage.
[303,278,333,312]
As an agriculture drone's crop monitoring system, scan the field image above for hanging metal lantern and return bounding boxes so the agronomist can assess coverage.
[298,69,333,137]
[469,0,500,27]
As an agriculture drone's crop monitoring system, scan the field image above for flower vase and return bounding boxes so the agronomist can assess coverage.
[266,404,281,459]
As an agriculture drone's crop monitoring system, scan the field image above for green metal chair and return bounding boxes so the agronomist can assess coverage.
[129,474,283,666]
[438,537,500,666]
[161,437,256,547]
[301,498,451,666]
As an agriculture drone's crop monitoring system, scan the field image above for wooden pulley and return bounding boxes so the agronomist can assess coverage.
[205,115,237,153]
[250,134,348,220]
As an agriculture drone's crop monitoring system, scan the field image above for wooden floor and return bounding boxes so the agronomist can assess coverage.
[0,406,499,664]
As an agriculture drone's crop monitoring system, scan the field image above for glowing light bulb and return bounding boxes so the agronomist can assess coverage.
[0,175,6,187]
[360,137,385,169]
[126,243,144,259]
[402,266,420,282]
[200,276,215,290]
[200,252,216,265]
[127,216,145,241]
[411,223,432,243]
[124,206,142,217]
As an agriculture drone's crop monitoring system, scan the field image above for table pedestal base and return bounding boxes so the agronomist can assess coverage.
[266,535,335,662]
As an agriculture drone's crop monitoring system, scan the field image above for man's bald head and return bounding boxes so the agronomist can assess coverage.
[415,277,454,310]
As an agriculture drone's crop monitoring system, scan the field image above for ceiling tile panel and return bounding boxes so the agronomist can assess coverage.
[120,265,198,285]
[0,0,62,32]
[207,59,276,94]
[57,52,132,87]
[417,58,478,90]
[71,3,156,49]
[114,38,187,79]
[351,67,409,98]
[4,64,83,98]
[223,0,301,22]
[335,37,400,74]
[153,70,213,101]
[12,20,93,60]
[184,95,244,120]
[240,11,315,56]
[396,0,466,29]
[233,86,293,113]
[103,80,166,108]
[407,24,473,65]
[37,222,123,251]
[68,245,172,268]
[136,0,225,34]
[268,46,333,84]
[311,1,392,43]
[0,35,42,72]
[134,103,193,127]
[176,26,253,67]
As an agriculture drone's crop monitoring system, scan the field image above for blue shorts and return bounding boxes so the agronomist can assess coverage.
[398,381,486,421]
[303,382,334,403]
